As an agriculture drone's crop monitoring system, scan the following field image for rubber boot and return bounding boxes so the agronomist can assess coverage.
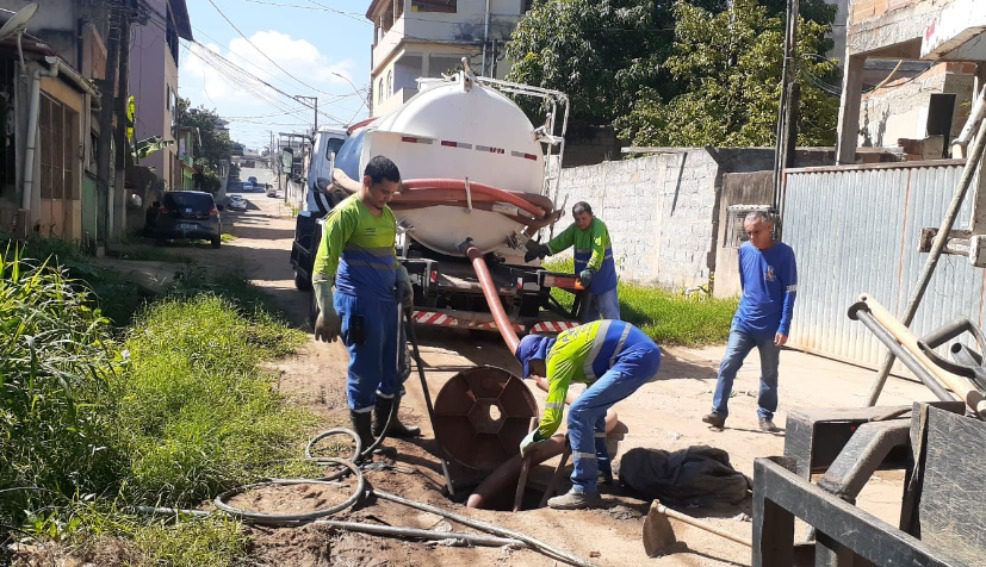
[373,396,421,438]
[350,410,374,462]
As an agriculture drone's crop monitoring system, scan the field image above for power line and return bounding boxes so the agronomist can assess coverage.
[205,0,344,97]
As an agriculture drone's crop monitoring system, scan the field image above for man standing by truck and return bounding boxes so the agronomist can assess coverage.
[526,202,620,321]
[515,320,661,509]
[312,155,420,455]
[703,211,797,432]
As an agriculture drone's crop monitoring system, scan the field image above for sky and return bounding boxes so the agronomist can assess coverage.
[178,0,373,151]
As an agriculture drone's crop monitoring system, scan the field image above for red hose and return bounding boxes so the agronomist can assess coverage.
[465,244,520,354]
[401,178,547,218]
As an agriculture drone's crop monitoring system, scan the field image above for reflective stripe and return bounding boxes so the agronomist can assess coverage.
[572,451,597,461]
[594,432,607,438]
[375,390,395,399]
[608,324,632,368]
[342,259,395,271]
[545,402,565,410]
[352,405,374,414]
[786,284,798,292]
[345,245,395,257]
[582,321,612,380]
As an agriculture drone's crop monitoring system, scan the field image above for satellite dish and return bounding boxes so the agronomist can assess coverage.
[0,3,38,42]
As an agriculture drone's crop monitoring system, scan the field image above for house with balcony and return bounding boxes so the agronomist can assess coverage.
[365,0,532,116]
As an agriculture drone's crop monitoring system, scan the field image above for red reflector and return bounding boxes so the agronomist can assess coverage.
[429,270,439,284]
[523,153,537,160]
[401,136,418,143]
[441,140,457,147]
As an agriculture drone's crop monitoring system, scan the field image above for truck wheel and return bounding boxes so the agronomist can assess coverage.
[294,269,312,291]
[211,236,221,249]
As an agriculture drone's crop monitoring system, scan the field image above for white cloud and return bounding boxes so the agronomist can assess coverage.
[179,30,364,147]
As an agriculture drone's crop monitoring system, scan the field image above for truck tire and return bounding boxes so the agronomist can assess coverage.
[294,269,312,291]
[211,236,221,249]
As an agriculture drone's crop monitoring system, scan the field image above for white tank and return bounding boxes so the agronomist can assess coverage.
[353,75,549,257]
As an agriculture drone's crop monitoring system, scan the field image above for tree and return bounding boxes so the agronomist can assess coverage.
[175,97,234,170]
[505,0,839,145]
[506,0,725,126]
[616,0,839,147]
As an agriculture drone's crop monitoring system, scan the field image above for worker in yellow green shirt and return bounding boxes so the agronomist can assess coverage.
[312,156,419,457]
[515,320,661,509]
[526,201,620,321]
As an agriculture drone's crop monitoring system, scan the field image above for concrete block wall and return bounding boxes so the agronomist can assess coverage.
[554,150,723,290]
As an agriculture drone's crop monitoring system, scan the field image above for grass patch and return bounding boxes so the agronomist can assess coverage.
[545,258,737,346]
[2,247,317,565]
[221,233,236,243]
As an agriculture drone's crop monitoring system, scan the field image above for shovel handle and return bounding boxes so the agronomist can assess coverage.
[655,503,751,547]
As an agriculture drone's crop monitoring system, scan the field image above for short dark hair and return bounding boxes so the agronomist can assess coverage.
[364,155,401,184]
[572,201,592,216]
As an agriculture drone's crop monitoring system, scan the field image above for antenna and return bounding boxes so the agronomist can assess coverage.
[0,3,39,71]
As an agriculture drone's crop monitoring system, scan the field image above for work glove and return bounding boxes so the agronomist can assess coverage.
[396,265,414,308]
[579,268,594,288]
[313,278,342,343]
[519,428,546,458]
[524,241,551,263]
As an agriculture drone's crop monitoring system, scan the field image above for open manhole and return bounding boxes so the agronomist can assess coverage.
[432,366,538,472]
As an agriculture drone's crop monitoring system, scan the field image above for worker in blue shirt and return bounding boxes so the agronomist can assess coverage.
[703,211,797,432]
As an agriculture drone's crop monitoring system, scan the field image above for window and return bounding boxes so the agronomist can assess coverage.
[377,78,384,103]
[39,94,78,201]
[386,70,393,97]
[325,137,345,160]
[411,0,456,13]
[0,55,15,196]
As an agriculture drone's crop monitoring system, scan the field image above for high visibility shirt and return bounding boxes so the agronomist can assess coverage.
[312,194,399,301]
[548,218,618,294]
[539,320,655,438]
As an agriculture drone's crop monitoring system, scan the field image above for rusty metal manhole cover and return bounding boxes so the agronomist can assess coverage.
[432,366,538,471]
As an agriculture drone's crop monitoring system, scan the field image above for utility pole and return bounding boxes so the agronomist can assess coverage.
[772,0,800,228]
[95,1,123,243]
[113,3,133,238]
[294,95,318,134]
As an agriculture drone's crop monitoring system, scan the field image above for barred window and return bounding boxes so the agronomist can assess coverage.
[411,0,456,13]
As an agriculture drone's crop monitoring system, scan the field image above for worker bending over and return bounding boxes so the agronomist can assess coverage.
[515,320,661,509]
[526,201,620,321]
[312,155,419,456]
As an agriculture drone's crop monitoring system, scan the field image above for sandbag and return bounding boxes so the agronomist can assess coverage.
[618,445,750,506]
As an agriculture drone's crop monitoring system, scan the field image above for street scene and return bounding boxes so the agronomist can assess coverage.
[3,1,986,566]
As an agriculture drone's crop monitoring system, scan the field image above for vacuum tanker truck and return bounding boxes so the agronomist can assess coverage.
[290,69,584,334]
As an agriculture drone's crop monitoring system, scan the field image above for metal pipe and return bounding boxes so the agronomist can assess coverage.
[482,0,491,76]
[21,60,60,211]
[848,304,955,402]
[463,242,520,354]
[314,519,522,547]
[866,116,986,406]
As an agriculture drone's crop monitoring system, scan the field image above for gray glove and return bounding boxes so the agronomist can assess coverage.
[396,265,413,307]
[313,277,341,342]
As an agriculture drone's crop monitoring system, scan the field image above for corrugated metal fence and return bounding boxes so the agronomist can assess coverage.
[784,161,986,369]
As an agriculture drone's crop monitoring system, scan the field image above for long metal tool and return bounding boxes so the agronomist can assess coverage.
[513,418,537,512]
[867,116,986,405]
[403,307,456,495]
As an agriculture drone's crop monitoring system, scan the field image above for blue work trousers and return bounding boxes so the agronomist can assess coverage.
[568,343,661,494]
[711,328,780,420]
[335,292,401,412]
[581,287,621,322]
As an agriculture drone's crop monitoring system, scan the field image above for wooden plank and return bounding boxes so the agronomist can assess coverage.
[918,407,986,566]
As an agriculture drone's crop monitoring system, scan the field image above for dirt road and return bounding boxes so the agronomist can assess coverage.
[197,168,931,566]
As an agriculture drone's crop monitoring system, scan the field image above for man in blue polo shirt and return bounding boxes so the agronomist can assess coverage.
[703,211,797,432]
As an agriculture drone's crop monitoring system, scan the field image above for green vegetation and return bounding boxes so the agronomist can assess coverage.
[546,258,737,346]
[1,246,315,565]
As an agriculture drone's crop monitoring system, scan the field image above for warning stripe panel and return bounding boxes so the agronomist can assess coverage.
[411,310,526,332]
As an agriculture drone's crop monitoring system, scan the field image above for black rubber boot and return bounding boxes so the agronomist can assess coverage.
[350,410,374,461]
[373,396,421,438]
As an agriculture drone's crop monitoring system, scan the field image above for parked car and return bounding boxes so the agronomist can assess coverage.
[147,191,223,248]
[226,194,248,212]
[248,176,258,186]
[266,186,278,198]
